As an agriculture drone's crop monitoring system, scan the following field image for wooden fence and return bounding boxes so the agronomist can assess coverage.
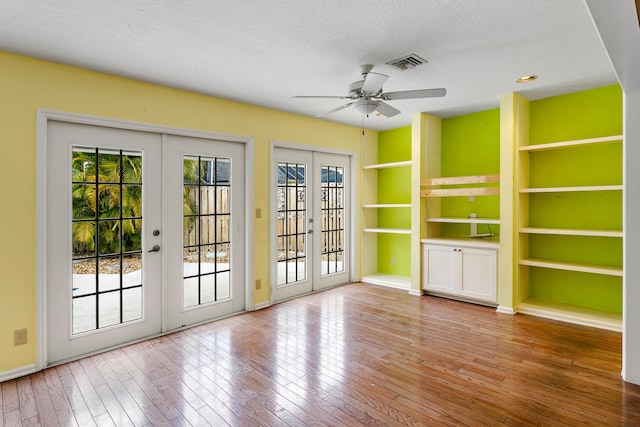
[184,186,230,253]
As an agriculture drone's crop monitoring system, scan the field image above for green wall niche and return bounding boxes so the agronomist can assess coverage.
[377,126,411,276]
[527,84,623,312]
[440,108,500,237]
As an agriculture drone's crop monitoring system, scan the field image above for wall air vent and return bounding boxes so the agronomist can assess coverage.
[386,54,428,71]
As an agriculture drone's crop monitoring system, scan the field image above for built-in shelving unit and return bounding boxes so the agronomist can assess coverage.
[417,108,502,304]
[361,142,413,288]
[421,174,500,229]
[360,87,624,332]
[516,124,623,330]
[362,161,412,236]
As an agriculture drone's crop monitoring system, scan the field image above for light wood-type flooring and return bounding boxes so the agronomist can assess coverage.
[2,283,640,426]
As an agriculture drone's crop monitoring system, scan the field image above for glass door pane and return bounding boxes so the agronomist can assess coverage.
[320,165,345,276]
[183,156,232,308]
[71,147,144,334]
[277,162,307,285]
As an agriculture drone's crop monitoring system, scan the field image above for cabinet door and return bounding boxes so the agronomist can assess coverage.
[422,245,456,293]
[459,248,497,302]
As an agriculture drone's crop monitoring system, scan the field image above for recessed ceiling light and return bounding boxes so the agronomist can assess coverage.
[517,75,539,83]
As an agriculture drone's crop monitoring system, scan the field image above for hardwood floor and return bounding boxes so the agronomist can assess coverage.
[2,282,640,426]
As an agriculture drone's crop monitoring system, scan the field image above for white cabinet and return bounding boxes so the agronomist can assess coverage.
[422,240,498,304]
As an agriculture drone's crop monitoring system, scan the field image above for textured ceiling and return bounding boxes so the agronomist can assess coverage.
[0,0,618,131]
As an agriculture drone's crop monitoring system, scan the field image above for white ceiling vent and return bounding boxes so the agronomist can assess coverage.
[386,54,428,71]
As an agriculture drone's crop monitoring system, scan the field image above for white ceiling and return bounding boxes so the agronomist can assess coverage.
[0,0,618,131]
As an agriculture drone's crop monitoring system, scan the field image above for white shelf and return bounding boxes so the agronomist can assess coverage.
[517,298,622,332]
[361,273,411,289]
[363,228,412,235]
[428,217,500,225]
[520,185,622,193]
[520,227,622,238]
[520,135,623,152]
[422,237,500,249]
[519,257,623,276]
[363,203,411,208]
[362,160,411,170]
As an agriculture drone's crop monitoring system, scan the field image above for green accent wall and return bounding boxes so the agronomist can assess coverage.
[529,85,623,144]
[528,84,623,312]
[377,234,411,275]
[377,126,411,276]
[440,108,500,237]
[378,126,411,163]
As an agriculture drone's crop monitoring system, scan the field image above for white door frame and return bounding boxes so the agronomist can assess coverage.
[35,109,254,370]
[269,140,357,305]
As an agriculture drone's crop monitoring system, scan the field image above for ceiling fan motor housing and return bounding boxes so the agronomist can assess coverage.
[348,80,365,99]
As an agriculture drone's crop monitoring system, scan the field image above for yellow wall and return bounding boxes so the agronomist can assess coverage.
[0,51,376,373]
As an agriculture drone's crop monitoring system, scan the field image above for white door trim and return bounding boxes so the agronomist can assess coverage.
[36,109,254,370]
[269,140,357,305]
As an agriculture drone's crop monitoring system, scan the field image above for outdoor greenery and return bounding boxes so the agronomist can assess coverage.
[71,149,143,255]
[70,152,213,256]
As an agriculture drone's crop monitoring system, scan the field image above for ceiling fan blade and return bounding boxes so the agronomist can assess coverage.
[362,72,388,95]
[293,95,347,99]
[380,88,447,100]
[375,101,401,117]
[315,102,354,117]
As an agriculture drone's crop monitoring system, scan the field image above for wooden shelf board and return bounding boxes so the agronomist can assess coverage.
[520,227,622,237]
[520,185,622,193]
[363,160,411,170]
[421,187,500,197]
[421,174,500,186]
[428,217,500,224]
[520,135,623,152]
[363,228,412,235]
[519,257,623,276]
[363,204,411,208]
[361,273,411,290]
[517,298,621,332]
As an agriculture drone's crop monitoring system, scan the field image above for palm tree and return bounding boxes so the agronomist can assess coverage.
[71,149,142,255]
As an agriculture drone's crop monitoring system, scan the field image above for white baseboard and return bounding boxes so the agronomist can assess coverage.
[496,305,516,315]
[0,364,38,383]
[254,301,271,310]
[408,289,424,296]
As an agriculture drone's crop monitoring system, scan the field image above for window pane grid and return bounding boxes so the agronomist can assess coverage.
[183,156,232,308]
[277,162,307,285]
[71,147,143,334]
[321,166,344,276]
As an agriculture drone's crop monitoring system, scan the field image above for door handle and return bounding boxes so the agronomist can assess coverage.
[308,229,313,234]
[148,245,161,253]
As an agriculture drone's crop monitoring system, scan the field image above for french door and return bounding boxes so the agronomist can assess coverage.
[272,148,351,302]
[46,121,245,365]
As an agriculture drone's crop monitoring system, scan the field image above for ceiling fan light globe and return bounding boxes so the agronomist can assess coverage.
[352,101,379,115]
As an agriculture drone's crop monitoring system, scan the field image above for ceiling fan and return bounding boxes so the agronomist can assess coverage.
[294,64,446,118]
